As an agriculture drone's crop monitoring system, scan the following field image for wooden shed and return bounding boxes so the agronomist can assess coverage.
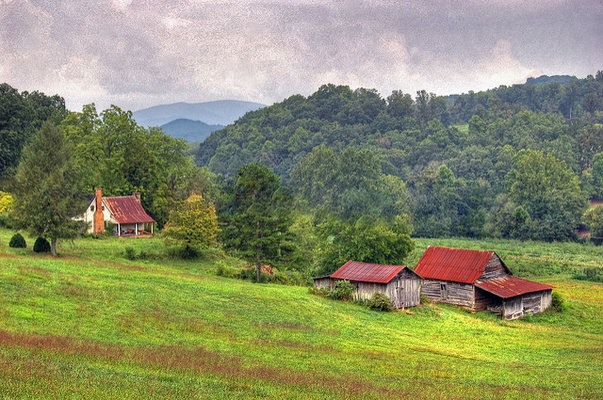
[414,246,553,319]
[313,261,421,308]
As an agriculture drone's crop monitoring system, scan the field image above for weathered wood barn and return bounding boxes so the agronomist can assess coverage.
[414,246,553,319]
[313,261,421,308]
[78,188,155,236]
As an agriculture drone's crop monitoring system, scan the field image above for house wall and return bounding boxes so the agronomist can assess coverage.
[313,277,335,290]
[76,200,112,233]
[502,290,553,320]
[421,279,475,308]
[479,255,508,280]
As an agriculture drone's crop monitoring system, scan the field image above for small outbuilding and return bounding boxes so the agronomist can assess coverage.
[414,246,554,319]
[313,261,422,308]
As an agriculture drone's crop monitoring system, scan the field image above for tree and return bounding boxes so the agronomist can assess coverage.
[583,207,603,238]
[507,149,586,240]
[220,164,294,282]
[11,122,85,255]
[162,194,219,250]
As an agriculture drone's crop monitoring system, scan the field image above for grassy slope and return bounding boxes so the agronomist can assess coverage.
[0,230,601,399]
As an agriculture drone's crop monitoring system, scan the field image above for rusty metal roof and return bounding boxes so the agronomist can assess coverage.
[104,196,155,224]
[414,246,494,283]
[476,276,554,299]
[330,261,407,284]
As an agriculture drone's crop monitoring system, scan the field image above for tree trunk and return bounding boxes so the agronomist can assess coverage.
[51,236,57,257]
[256,219,261,283]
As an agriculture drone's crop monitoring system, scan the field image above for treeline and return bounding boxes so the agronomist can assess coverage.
[195,73,603,241]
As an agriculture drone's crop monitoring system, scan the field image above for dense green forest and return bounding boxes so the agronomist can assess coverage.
[195,73,603,241]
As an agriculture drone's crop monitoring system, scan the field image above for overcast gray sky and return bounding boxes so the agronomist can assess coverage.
[1,0,601,112]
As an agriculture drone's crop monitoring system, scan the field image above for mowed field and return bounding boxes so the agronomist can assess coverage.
[0,229,601,399]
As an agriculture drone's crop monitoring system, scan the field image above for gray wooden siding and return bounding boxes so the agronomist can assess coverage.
[313,269,421,308]
[479,255,507,280]
[502,290,553,319]
[421,279,474,308]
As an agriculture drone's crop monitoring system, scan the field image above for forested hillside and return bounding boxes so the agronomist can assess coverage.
[196,73,603,240]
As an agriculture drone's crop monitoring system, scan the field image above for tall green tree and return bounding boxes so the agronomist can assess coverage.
[11,122,85,255]
[220,164,294,282]
[507,149,586,240]
[162,194,219,250]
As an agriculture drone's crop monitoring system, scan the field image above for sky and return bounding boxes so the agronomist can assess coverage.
[1,0,601,112]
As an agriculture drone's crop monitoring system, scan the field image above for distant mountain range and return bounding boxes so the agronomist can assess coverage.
[160,119,224,143]
[133,100,265,128]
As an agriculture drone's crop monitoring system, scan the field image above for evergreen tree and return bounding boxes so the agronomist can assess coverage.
[11,122,85,255]
[220,164,294,282]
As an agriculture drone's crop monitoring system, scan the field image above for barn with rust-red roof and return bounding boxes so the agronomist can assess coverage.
[414,246,553,319]
[313,261,421,308]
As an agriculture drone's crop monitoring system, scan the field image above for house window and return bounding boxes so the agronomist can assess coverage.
[90,205,94,212]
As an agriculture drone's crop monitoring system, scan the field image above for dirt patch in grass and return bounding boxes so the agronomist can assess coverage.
[0,329,419,399]
[18,266,51,279]
[260,321,314,332]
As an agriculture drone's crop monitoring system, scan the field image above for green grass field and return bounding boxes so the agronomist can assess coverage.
[0,229,601,399]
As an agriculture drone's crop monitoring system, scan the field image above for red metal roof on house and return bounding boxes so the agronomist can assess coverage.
[104,196,155,224]
[414,246,494,284]
[475,276,554,299]
[330,261,406,284]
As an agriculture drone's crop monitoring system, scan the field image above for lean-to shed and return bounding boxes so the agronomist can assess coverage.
[414,246,553,319]
[313,261,421,308]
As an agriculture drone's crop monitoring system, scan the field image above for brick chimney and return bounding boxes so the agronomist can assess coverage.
[133,191,141,203]
[93,188,105,234]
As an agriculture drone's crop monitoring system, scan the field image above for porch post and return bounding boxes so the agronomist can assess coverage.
[135,223,138,236]
[117,224,121,236]
[151,223,154,235]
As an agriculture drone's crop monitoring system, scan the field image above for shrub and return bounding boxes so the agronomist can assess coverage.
[367,292,394,312]
[551,291,565,312]
[420,294,430,304]
[124,247,137,260]
[180,245,199,259]
[33,237,50,253]
[9,233,26,248]
[330,280,354,301]
[573,267,603,283]
[216,261,241,279]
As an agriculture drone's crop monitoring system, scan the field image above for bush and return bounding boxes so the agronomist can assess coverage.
[9,233,26,248]
[124,247,137,260]
[180,245,199,259]
[551,291,565,312]
[329,280,354,301]
[367,292,394,312]
[216,261,242,279]
[420,294,430,304]
[573,267,603,282]
[33,237,50,253]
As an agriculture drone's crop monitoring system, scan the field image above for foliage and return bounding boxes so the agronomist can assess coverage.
[0,83,67,180]
[329,280,354,301]
[124,247,137,260]
[367,292,394,312]
[573,267,603,283]
[219,164,296,281]
[195,76,602,242]
[0,191,13,214]
[33,237,51,253]
[162,194,219,249]
[10,122,86,256]
[60,104,213,227]
[503,150,586,240]
[582,206,603,238]
[551,291,565,312]
[315,215,414,276]
[8,233,26,248]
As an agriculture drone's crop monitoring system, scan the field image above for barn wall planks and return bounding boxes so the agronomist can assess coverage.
[421,279,474,308]
[479,255,508,280]
[502,290,553,319]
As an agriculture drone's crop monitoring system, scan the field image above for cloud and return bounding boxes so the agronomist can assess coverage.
[0,0,600,111]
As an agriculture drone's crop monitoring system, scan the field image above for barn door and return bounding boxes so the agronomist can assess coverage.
[440,283,448,300]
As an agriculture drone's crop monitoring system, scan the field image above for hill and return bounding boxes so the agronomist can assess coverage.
[160,118,224,143]
[526,75,576,85]
[0,229,601,398]
[132,100,265,127]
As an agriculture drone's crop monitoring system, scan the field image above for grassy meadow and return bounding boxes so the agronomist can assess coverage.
[0,229,601,399]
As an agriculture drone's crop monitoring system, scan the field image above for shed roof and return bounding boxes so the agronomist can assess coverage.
[104,196,155,224]
[330,261,407,284]
[475,276,554,299]
[414,246,495,284]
